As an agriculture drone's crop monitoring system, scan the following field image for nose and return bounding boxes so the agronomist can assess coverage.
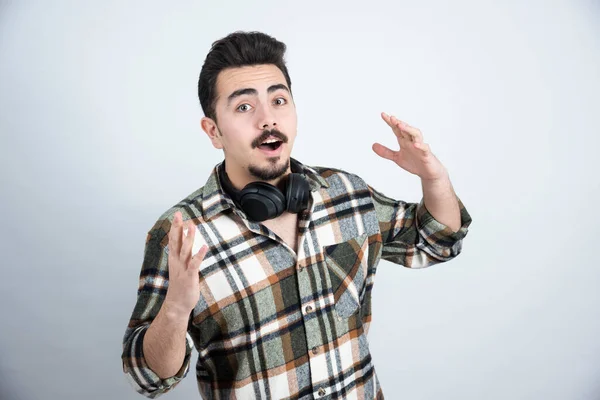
[256,103,277,130]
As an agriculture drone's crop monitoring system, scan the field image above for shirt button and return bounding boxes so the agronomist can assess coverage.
[305,305,313,313]
[311,346,318,355]
[299,266,304,272]
[318,387,326,396]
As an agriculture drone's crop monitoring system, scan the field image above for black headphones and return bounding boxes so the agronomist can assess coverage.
[218,159,311,222]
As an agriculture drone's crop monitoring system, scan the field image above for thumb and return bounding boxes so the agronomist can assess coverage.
[372,143,397,161]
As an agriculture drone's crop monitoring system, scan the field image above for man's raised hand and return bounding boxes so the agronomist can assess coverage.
[163,211,208,316]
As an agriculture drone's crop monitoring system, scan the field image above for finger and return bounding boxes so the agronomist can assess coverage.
[189,244,209,272]
[391,117,418,142]
[384,113,423,143]
[414,141,430,154]
[180,220,196,263]
[168,211,183,256]
[391,118,409,141]
[372,142,397,161]
[381,112,407,140]
[381,112,392,125]
[399,122,423,143]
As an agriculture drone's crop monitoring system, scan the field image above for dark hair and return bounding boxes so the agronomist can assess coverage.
[197,31,292,122]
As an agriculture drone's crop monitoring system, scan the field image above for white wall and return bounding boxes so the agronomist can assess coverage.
[1,1,599,399]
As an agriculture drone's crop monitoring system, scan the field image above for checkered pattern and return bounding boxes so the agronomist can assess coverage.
[121,159,472,399]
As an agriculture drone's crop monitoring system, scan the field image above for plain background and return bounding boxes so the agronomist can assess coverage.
[1,1,599,399]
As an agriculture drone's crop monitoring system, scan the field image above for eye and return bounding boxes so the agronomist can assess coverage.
[236,103,253,113]
[274,97,287,106]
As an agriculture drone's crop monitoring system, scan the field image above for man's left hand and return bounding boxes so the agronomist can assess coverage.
[372,112,447,181]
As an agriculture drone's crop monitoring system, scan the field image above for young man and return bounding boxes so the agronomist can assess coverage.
[122,31,471,399]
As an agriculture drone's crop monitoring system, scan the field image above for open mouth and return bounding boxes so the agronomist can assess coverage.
[258,138,283,151]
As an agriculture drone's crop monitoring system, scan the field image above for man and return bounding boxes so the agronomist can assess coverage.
[122,31,471,399]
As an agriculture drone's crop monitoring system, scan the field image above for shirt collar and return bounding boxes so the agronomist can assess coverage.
[201,157,329,221]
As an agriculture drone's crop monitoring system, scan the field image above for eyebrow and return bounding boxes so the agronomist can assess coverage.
[227,84,290,105]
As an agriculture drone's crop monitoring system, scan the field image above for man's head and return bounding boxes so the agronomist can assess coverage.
[198,31,297,188]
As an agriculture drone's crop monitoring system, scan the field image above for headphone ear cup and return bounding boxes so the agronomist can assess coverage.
[285,173,310,213]
[239,182,286,222]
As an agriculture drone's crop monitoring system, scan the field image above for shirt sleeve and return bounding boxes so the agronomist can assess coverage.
[367,184,472,268]
[121,219,194,398]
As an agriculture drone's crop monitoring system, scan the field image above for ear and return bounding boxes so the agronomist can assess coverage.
[201,117,223,149]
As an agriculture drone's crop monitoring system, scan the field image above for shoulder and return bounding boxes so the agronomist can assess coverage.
[147,186,208,241]
[307,164,370,190]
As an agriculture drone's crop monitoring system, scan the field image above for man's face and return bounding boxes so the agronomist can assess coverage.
[202,64,297,184]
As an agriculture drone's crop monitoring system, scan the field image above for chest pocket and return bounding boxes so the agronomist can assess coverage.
[323,233,369,318]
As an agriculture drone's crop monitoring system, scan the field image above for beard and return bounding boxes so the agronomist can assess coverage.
[248,157,289,181]
[216,124,292,182]
[247,128,290,181]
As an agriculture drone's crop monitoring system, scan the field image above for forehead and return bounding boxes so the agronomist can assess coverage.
[215,64,287,99]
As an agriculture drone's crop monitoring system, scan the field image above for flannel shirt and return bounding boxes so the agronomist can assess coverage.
[122,158,472,399]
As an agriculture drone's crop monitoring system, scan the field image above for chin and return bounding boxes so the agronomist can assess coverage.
[248,156,290,181]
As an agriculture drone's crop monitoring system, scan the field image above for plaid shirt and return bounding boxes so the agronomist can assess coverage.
[122,158,472,399]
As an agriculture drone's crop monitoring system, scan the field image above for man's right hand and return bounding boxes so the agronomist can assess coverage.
[164,211,208,317]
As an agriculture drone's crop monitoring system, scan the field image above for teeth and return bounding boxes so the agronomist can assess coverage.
[262,138,280,144]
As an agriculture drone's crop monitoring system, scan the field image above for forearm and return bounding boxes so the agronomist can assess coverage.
[421,171,461,232]
[143,300,190,379]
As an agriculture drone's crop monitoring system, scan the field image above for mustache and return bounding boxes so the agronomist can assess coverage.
[251,129,289,148]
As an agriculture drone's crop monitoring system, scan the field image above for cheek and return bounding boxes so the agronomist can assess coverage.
[220,124,253,151]
[280,109,297,131]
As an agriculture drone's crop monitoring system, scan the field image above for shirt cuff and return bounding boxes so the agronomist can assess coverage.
[416,196,472,257]
[123,325,194,398]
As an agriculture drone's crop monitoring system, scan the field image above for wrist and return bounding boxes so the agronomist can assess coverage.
[162,297,193,321]
[420,169,450,186]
